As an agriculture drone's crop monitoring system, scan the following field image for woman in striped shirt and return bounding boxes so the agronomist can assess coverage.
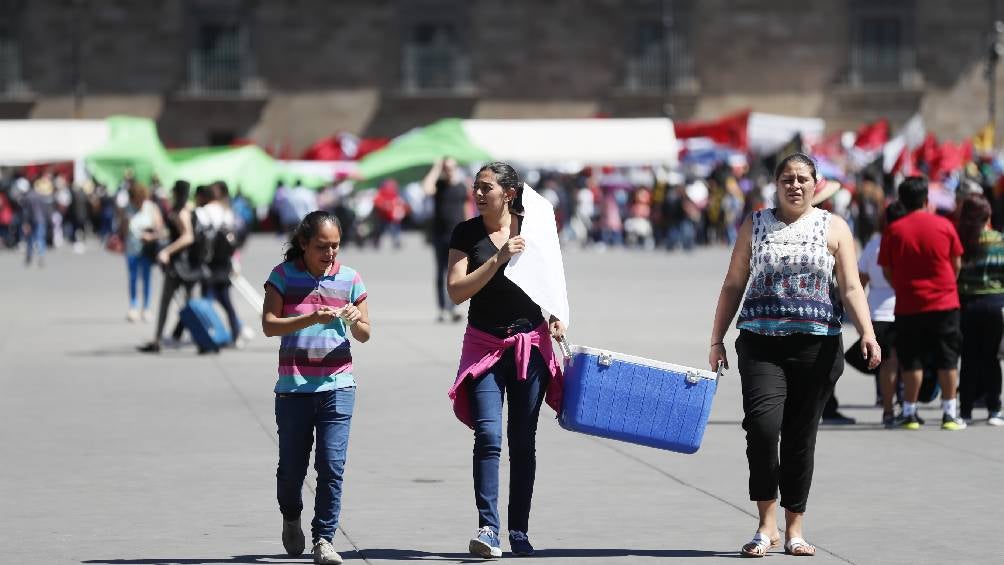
[956,193,1004,426]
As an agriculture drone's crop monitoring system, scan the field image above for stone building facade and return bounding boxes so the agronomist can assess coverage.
[1,0,1002,152]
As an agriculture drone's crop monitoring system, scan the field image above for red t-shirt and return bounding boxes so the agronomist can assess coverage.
[877,211,963,315]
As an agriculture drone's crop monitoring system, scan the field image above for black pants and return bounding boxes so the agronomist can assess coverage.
[736,331,842,513]
[203,280,241,343]
[433,233,451,311]
[960,295,1004,417]
[154,273,193,341]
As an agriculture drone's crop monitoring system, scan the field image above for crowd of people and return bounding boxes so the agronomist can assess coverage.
[5,155,1004,427]
[0,168,255,351]
[4,151,1003,564]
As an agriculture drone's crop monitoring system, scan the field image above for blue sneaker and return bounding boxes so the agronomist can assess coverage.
[509,530,535,556]
[469,527,502,559]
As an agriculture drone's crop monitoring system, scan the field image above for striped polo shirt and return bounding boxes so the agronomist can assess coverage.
[265,259,367,393]
[958,229,1004,297]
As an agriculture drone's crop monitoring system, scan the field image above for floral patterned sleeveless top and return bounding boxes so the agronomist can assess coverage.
[737,207,843,336]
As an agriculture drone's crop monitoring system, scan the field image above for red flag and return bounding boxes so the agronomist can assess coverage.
[809,131,845,160]
[913,134,939,172]
[674,110,751,150]
[890,145,916,176]
[853,119,889,151]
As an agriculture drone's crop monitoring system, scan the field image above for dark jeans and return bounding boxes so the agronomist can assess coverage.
[664,219,697,251]
[275,387,355,543]
[736,331,842,513]
[468,347,550,534]
[960,295,1004,417]
[434,233,451,311]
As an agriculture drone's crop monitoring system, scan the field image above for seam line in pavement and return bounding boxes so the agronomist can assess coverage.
[212,356,373,565]
[898,429,1004,462]
[590,437,858,564]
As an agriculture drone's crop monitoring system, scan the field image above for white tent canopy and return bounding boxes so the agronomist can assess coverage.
[747,112,825,155]
[0,120,110,166]
[462,118,678,168]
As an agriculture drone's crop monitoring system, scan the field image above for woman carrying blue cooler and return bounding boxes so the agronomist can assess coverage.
[262,211,370,565]
[446,162,565,559]
[708,153,880,557]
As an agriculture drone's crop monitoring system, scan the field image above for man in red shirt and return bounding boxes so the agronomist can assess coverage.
[878,176,967,430]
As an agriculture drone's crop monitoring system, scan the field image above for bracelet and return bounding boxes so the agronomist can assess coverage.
[710,342,724,348]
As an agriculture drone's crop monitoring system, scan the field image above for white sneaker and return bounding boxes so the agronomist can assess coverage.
[312,539,342,565]
[126,309,140,322]
[988,412,1004,426]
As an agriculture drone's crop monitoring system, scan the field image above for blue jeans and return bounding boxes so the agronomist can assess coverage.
[126,254,153,309]
[468,347,550,534]
[25,222,46,264]
[665,220,697,251]
[275,387,355,543]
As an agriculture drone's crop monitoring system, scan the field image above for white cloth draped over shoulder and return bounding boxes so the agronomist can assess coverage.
[504,183,571,327]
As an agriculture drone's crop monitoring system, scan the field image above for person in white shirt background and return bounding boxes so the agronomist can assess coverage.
[858,201,908,427]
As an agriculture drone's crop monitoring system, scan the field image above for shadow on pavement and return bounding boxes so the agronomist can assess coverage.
[707,419,893,431]
[358,548,737,560]
[82,553,357,564]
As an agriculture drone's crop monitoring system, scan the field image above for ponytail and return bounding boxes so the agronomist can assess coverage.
[477,161,524,213]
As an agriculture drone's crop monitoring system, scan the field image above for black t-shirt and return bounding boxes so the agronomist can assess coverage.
[433,180,468,237]
[449,216,545,333]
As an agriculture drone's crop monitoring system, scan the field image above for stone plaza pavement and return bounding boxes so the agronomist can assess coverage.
[1,233,1001,565]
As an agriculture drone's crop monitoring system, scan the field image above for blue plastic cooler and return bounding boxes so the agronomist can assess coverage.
[559,344,720,454]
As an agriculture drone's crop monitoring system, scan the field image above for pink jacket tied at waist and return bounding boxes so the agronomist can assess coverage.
[449,323,564,429]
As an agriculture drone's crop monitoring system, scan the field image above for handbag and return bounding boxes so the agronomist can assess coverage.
[998,307,1004,360]
[105,233,124,254]
[141,238,162,260]
[843,337,874,375]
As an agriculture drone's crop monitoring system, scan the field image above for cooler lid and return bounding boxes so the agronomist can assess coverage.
[569,344,720,381]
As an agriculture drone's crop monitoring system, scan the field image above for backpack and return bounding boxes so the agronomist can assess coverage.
[188,212,216,268]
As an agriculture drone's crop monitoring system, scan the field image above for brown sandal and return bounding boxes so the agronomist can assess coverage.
[741,532,781,558]
[784,537,816,556]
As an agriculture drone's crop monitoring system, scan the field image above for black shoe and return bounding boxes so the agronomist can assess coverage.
[136,342,161,353]
[821,411,856,425]
[509,530,535,556]
[882,412,896,429]
[281,516,305,556]
[897,413,922,430]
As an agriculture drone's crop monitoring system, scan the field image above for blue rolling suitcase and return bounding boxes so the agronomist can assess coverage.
[179,298,232,353]
[559,343,721,454]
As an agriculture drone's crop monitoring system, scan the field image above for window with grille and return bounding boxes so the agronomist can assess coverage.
[0,29,24,97]
[850,1,915,86]
[402,19,470,93]
[626,21,667,92]
[623,1,693,94]
[187,21,256,95]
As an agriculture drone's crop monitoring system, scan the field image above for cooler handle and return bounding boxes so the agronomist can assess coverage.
[558,335,573,366]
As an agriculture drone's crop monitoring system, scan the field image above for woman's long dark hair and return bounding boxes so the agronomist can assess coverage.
[285,210,342,263]
[477,161,524,213]
[957,193,992,260]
